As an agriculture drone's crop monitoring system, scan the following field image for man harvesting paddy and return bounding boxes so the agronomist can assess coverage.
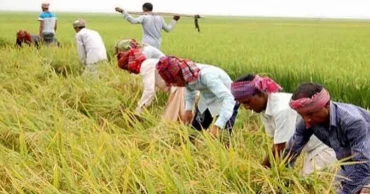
[72,19,107,77]
[116,43,186,122]
[156,56,240,138]
[231,74,337,176]
[283,83,370,194]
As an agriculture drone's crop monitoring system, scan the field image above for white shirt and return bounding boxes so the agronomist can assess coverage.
[261,93,331,160]
[122,11,177,49]
[135,58,171,113]
[75,28,107,65]
[142,45,165,59]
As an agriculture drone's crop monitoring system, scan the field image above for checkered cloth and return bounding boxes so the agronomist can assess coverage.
[289,88,330,113]
[231,75,282,99]
[117,48,146,74]
[156,56,200,85]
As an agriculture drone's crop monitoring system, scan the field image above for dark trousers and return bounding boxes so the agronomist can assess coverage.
[191,103,240,133]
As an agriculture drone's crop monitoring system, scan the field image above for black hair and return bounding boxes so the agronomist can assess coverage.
[234,74,256,82]
[142,3,153,11]
[291,82,324,100]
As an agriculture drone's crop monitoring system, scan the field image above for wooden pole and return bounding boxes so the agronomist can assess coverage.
[127,11,196,17]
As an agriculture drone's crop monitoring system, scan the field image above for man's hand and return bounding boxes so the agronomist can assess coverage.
[173,15,180,21]
[115,7,124,13]
[183,110,193,125]
[261,156,271,168]
[208,125,220,138]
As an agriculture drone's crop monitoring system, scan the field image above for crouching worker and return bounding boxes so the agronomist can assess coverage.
[16,30,41,49]
[231,74,336,175]
[283,82,370,194]
[116,49,185,122]
[73,19,107,77]
[156,56,240,139]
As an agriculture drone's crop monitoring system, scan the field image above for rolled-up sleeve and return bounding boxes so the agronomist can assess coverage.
[75,34,86,64]
[123,10,145,24]
[161,17,176,32]
[338,118,370,194]
[185,87,197,111]
[283,119,313,166]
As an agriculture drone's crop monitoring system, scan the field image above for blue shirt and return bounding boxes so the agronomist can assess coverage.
[284,101,370,194]
[185,64,237,129]
[38,11,57,34]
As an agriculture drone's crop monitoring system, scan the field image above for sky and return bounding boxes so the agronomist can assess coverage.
[0,0,370,19]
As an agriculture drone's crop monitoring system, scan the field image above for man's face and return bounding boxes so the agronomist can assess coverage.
[236,93,267,113]
[296,107,329,128]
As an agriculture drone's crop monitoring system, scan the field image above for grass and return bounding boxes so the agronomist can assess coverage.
[0,11,369,193]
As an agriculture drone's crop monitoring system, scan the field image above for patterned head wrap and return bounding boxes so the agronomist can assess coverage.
[231,75,282,99]
[16,30,32,42]
[115,39,142,52]
[289,88,330,113]
[117,48,146,74]
[156,56,200,86]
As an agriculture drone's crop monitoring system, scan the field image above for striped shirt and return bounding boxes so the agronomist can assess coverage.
[38,12,57,34]
[284,101,370,194]
[122,10,177,49]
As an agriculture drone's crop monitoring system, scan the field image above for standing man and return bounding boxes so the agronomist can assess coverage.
[230,74,337,175]
[156,56,239,137]
[73,19,107,77]
[115,2,180,49]
[38,2,57,45]
[283,82,370,194]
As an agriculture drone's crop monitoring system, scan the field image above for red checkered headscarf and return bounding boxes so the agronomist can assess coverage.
[289,88,330,113]
[231,75,282,100]
[117,48,146,74]
[16,30,32,43]
[156,56,200,85]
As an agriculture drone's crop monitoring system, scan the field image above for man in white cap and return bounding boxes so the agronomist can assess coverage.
[115,2,180,49]
[73,19,107,77]
[38,2,57,45]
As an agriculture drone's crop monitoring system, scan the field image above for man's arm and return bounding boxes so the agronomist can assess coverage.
[123,10,145,24]
[16,38,22,47]
[38,13,44,37]
[282,119,313,166]
[161,16,177,32]
[39,21,44,38]
[337,119,370,194]
[75,35,86,64]
[185,87,198,112]
[202,74,235,129]
[262,109,298,167]
[54,20,57,32]
[262,142,287,168]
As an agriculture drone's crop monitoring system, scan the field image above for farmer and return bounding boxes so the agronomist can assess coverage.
[115,2,180,49]
[38,2,58,45]
[116,49,185,122]
[194,14,201,32]
[73,19,107,77]
[156,56,239,137]
[283,82,370,194]
[15,30,41,48]
[231,74,337,175]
